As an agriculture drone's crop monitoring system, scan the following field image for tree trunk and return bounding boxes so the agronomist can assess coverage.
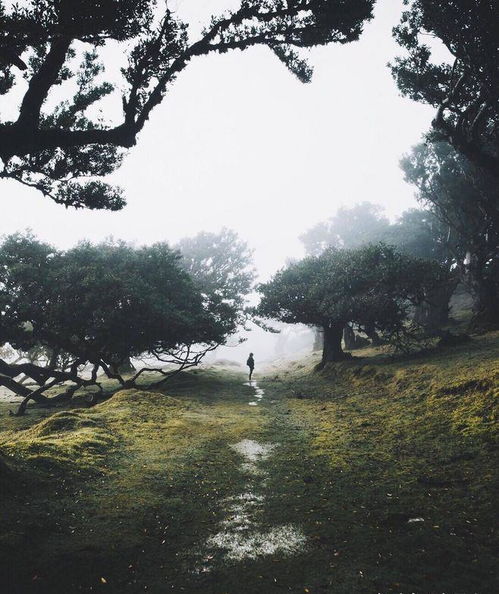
[312,327,323,352]
[0,375,50,403]
[343,324,356,350]
[414,282,456,331]
[365,322,382,346]
[470,275,499,328]
[11,386,53,417]
[466,252,499,329]
[321,323,347,364]
[109,358,136,376]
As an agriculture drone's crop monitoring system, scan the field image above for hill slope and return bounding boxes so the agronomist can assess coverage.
[0,335,497,593]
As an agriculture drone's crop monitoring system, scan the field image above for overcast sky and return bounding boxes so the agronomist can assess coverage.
[1,0,436,282]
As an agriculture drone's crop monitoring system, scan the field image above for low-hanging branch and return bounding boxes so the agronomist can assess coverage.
[0,232,253,415]
[0,0,374,209]
[1,342,218,416]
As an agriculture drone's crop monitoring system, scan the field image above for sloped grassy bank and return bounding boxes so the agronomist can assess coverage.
[0,369,263,593]
[0,336,497,594]
[262,331,499,593]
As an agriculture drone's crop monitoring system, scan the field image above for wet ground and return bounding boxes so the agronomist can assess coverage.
[197,384,306,569]
[3,375,336,594]
[2,365,497,594]
[177,378,337,593]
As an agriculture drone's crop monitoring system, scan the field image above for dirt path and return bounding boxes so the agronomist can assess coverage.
[185,381,314,589]
[154,378,356,593]
[3,374,343,594]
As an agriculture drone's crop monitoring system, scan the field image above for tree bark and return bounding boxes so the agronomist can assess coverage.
[413,282,456,331]
[11,384,55,417]
[343,324,356,350]
[465,251,499,329]
[321,323,347,364]
[312,327,323,352]
[470,275,499,328]
[365,322,382,346]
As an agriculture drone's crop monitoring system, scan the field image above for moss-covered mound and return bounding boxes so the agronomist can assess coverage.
[0,389,184,478]
[1,409,116,473]
[99,388,181,410]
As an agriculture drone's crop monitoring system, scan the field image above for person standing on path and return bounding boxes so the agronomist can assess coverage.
[246,353,255,381]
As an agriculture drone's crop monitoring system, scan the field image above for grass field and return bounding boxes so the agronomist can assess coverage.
[0,334,497,593]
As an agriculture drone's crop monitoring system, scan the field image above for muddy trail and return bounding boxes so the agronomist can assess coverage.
[186,382,324,592]
[2,377,350,594]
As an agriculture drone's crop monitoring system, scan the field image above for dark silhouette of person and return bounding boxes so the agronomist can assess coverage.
[246,353,255,381]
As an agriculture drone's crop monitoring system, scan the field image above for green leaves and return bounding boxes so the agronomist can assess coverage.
[0,0,375,208]
[391,0,499,175]
[0,234,238,385]
[176,228,255,336]
[257,243,448,335]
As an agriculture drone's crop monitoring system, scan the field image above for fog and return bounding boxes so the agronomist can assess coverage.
[0,0,440,366]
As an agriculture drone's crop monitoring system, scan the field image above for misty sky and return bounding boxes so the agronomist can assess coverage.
[1,0,438,282]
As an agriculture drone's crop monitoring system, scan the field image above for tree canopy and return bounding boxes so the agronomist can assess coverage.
[0,0,374,209]
[385,208,457,266]
[301,201,457,268]
[257,243,447,363]
[301,202,462,332]
[0,233,242,414]
[390,0,499,177]
[300,202,390,255]
[401,139,499,326]
[176,228,255,339]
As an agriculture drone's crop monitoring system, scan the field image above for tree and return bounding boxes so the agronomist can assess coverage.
[390,0,499,177]
[0,234,237,415]
[176,228,255,339]
[385,208,461,329]
[300,202,391,347]
[0,0,374,209]
[387,208,456,263]
[401,140,499,327]
[257,243,447,365]
[300,201,390,255]
[301,202,456,335]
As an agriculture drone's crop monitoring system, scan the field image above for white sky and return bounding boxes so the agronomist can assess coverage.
[0,0,436,282]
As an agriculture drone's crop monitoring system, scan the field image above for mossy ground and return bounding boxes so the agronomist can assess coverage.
[0,336,497,593]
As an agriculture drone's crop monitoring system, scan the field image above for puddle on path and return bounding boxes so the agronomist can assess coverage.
[194,382,306,570]
[208,524,306,562]
[231,439,275,463]
[243,381,265,406]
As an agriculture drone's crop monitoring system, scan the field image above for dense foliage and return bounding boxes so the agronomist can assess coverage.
[0,233,241,414]
[301,201,457,265]
[257,243,447,363]
[301,202,460,330]
[391,0,499,176]
[0,0,374,209]
[401,140,499,326]
[176,228,255,339]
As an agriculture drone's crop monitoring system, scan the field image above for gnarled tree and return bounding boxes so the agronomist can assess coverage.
[257,243,448,365]
[0,0,374,208]
[401,139,499,327]
[301,202,459,337]
[390,0,499,177]
[0,233,242,415]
